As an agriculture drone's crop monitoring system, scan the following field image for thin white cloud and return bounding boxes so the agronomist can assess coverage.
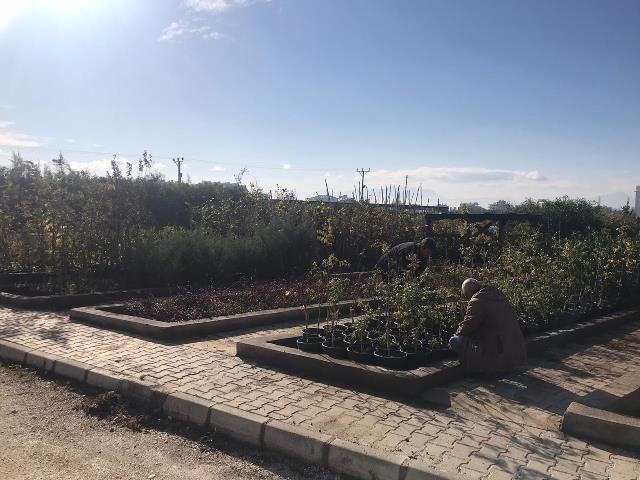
[158,22,185,41]
[283,163,291,170]
[0,120,49,148]
[211,165,227,172]
[67,157,132,176]
[158,20,223,42]
[184,0,271,14]
[0,132,42,148]
[368,167,547,185]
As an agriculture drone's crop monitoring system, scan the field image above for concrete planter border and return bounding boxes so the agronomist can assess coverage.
[237,307,640,396]
[237,333,462,398]
[0,338,456,480]
[70,299,372,339]
[0,287,171,310]
[561,369,640,451]
[562,403,640,451]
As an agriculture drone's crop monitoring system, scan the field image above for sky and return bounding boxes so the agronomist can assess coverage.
[0,0,639,207]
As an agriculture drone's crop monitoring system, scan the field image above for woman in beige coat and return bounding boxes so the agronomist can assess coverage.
[449,278,527,373]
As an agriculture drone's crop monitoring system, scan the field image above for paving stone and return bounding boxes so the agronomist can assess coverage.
[450,441,481,459]
[3,306,640,480]
[549,468,579,480]
[487,466,515,480]
[578,472,608,480]
[517,466,551,479]
[581,458,610,476]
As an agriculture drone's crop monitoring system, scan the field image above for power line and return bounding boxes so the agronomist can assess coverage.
[356,168,370,201]
[173,157,184,184]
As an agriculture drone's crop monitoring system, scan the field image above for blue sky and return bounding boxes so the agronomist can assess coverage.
[0,0,638,206]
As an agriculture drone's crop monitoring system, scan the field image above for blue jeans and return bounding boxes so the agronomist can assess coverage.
[448,335,466,353]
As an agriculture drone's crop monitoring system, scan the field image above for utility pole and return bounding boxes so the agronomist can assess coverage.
[356,168,370,201]
[173,157,184,184]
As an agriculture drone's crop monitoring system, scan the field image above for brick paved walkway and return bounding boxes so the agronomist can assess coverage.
[2,306,640,480]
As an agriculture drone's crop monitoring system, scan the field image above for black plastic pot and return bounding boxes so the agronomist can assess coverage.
[374,349,409,370]
[322,340,349,359]
[402,343,433,367]
[365,319,379,331]
[325,331,348,344]
[429,347,453,361]
[302,328,325,341]
[322,324,348,337]
[347,344,375,364]
[296,337,323,353]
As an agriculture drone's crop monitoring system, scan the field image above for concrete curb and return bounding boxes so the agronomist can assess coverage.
[70,298,374,340]
[562,402,640,451]
[0,287,172,310]
[0,337,456,480]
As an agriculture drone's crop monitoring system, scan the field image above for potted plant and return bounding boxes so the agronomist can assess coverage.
[401,325,432,368]
[297,305,324,353]
[322,306,348,358]
[301,304,324,339]
[347,316,374,363]
[373,317,408,370]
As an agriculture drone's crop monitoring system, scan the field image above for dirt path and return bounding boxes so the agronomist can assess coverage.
[0,362,332,480]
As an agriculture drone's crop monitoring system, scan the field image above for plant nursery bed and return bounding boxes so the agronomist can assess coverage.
[70,299,368,340]
[0,287,172,310]
[237,306,640,396]
[236,332,462,397]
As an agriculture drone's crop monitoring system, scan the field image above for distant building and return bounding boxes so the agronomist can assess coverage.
[636,186,640,219]
[424,204,450,214]
[458,202,487,214]
[488,200,514,214]
[306,194,355,203]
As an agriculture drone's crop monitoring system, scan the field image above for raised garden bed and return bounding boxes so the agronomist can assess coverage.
[0,272,54,285]
[70,299,369,339]
[119,278,360,323]
[0,287,172,310]
[237,306,640,398]
[238,331,461,397]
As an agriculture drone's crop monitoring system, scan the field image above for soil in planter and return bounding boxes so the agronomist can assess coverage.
[123,278,345,323]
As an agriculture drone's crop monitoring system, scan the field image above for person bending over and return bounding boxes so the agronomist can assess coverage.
[449,278,527,373]
[375,237,436,276]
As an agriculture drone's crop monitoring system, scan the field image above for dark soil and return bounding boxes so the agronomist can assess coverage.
[123,278,332,323]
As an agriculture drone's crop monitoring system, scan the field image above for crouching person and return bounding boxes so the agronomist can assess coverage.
[449,278,527,374]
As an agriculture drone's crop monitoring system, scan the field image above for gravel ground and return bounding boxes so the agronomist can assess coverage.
[0,362,334,480]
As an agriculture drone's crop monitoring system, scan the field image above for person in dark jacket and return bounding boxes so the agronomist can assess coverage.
[375,238,436,275]
[449,278,527,373]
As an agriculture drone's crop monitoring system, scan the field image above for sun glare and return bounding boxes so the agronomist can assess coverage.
[0,1,27,30]
[0,0,93,29]
[54,0,90,10]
